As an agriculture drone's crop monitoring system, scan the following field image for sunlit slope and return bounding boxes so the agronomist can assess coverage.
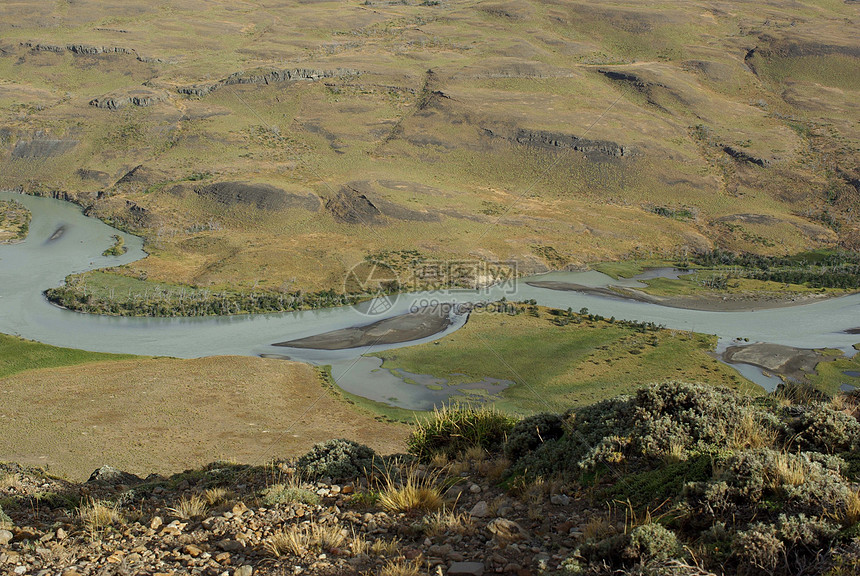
[0,0,856,291]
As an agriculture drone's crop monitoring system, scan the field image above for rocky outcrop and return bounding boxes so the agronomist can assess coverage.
[194,182,321,212]
[22,42,134,56]
[11,133,78,159]
[722,145,767,167]
[21,41,165,63]
[326,187,383,224]
[89,89,167,110]
[177,68,358,97]
[514,129,632,158]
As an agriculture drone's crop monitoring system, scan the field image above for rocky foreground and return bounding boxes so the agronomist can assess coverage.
[4,382,860,576]
[1,458,582,576]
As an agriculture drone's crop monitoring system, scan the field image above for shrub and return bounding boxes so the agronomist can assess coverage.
[579,523,681,567]
[732,515,839,575]
[296,439,377,481]
[261,483,321,506]
[514,382,776,478]
[0,504,11,529]
[407,404,516,461]
[685,449,852,523]
[787,405,860,453]
[504,412,566,464]
[627,523,681,562]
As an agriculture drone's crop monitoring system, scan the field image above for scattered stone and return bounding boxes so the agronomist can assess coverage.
[549,494,570,506]
[469,501,489,518]
[0,529,12,546]
[448,561,485,576]
[234,566,253,576]
[86,465,141,485]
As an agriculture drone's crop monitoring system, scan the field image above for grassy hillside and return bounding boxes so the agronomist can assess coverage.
[0,0,856,294]
[0,334,135,379]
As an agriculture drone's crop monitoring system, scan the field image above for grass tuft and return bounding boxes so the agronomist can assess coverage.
[168,495,208,519]
[78,498,123,537]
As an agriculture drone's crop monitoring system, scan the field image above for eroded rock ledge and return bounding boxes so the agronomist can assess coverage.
[176,68,359,97]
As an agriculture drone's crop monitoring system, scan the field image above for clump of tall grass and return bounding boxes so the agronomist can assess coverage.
[168,495,208,519]
[78,498,123,538]
[265,522,347,557]
[378,463,444,514]
[407,404,516,461]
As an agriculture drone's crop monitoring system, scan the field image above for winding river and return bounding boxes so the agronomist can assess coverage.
[2,190,860,409]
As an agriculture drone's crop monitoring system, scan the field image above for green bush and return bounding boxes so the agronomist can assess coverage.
[296,439,377,481]
[260,483,321,506]
[732,514,839,575]
[504,412,566,464]
[579,523,681,567]
[0,504,11,528]
[684,449,852,523]
[514,382,774,478]
[627,523,681,561]
[787,405,860,453]
[407,404,516,461]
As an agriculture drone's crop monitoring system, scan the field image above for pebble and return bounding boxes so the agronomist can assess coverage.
[469,501,489,518]
[0,529,12,546]
[448,561,485,576]
[234,566,253,576]
[549,494,570,506]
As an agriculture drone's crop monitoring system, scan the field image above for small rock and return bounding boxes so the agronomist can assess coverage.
[218,539,244,552]
[14,567,27,575]
[469,501,489,518]
[550,494,570,506]
[469,484,481,494]
[185,544,203,557]
[215,552,231,563]
[56,528,67,541]
[234,566,253,576]
[341,485,354,495]
[488,518,528,542]
[86,465,141,485]
[0,529,12,546]
[150,516,163,530]
[232,503,248,516]
[448,561,484,576]
[61,570,81,576]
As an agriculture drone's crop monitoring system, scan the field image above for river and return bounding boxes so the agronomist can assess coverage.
[2,190,859,409]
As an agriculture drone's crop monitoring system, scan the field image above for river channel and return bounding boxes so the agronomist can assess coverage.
[2,190,859,409]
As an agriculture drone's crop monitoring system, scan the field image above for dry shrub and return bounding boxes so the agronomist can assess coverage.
[422,509,474,538]
[203,487,230,506]
[379,556,426,576]
[168,495,208,519]
[378,465,444,514]
[266,522,347,557]
[78,498,123,537]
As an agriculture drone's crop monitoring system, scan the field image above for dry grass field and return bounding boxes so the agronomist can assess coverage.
[0,355,406,480]
[0,0,856,294]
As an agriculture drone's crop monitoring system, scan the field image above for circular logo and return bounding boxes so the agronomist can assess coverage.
[344,261,401,316]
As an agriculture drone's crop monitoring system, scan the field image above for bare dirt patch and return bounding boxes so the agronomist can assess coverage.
[0,356,406,480]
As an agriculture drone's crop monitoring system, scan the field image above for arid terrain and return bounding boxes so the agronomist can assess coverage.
[0,0,857,294]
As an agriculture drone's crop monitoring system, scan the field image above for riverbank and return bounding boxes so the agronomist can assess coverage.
[527,280,849,312]
[0,199,30,244]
